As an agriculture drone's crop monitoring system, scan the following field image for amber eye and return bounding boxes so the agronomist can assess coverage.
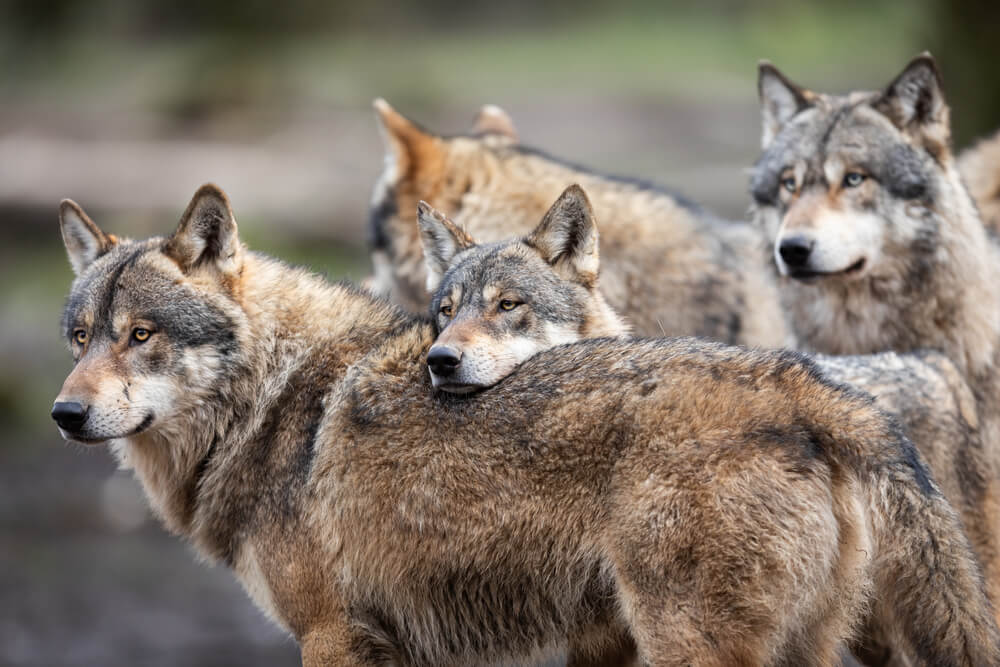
[131,328,151,344]
[499,299,519,312]
[440,305,453,318]
[74,329,87,345]
[781,176,797,193]
[843,172,866,188]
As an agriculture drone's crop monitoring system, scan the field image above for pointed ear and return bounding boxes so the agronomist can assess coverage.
[525,184,600,287]
[758,61,815,148]
[417,201,475,293]
[59,199,116,276]
[873,53,950,155]
[470,104,518,140]
[165,184,242,275]
[373,98,438,177]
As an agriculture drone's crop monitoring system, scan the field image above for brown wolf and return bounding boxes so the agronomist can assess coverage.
[419,186,1000,665]
[368,98,793,348]
[418,184,627,393]
[959,127,1000,233]
[52,184,1000,666]
[750,53,1000,636]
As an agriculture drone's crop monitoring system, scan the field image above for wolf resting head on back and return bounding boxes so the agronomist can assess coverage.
[369,98,792,347]
[417,176,1000,664]
[49,184,1000,666]
[418,184,628,393]
[750,53,998,363]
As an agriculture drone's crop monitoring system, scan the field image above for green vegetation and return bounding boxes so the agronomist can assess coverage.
[2,2,931,111]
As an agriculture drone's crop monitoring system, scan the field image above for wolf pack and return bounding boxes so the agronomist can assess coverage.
[48,53,1000,665]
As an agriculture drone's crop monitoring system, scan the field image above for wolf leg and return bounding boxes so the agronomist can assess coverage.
[566,632,638,667]
[300,621,394,667]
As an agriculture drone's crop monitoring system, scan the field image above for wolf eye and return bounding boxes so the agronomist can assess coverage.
[843,172,866,188]
[781,177,797,193]
[131,328,151,344]
[73,329,87,345]
[499,299,519,312]
[440,305,453,318]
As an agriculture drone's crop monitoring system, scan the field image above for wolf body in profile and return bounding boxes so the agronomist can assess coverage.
[50,185,1000,666]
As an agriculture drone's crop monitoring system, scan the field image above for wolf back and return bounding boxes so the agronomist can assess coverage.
[51,186,1000,665]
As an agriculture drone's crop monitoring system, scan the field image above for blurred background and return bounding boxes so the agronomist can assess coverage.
[2,0,998,664]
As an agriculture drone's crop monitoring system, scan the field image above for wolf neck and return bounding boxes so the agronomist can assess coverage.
[120,253,418,552]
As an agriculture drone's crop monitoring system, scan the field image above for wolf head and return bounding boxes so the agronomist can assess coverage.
[750,54,991,356]
[369,99,522,312]
[52,185,246,447]
[753,53,957,282]
[418,185,628,393]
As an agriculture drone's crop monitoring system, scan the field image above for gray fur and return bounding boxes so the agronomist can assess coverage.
[751,60,1000,660]
[52,187,1000,665]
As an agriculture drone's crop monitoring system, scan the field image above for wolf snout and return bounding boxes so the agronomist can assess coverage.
[778,235,815,268]
[427,345,462,377]
[51,401,89,432]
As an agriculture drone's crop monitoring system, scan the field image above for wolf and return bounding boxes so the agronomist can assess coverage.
[418,186,1000,666]
[52,184,1000,666]
[417,184,628,393]
[750,53,1000,631]
[959,127,1000,233]
[367,98,793,348]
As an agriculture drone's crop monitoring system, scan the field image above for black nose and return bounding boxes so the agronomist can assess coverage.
[51,401,88,431]
[427,346,462,377]
[778,236,814,268]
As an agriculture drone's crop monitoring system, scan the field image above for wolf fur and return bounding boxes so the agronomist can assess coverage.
[958,127,1000,234]
[368,98,792,348]
[51,184,1000,666]
[418,185,627,393]
[750,53,1000,635]
[420,184,1000,665]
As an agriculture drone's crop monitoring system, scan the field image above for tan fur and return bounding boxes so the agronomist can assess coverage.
[430,199,1000,665]
[370,101,793,348]
[959,127,1000,234]
[52,186,1000,665]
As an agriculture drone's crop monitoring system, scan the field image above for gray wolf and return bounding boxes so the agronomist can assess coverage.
[368,98,793,348]
[418,184,627,393]
[750,53,1000,634]
[419,185,1000,666]
[52,184,1000,666]
[959,127,1000,233]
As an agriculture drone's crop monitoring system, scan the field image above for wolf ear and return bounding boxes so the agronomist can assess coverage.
[470,104,518,140]
[165,184,242,276]
[59,199,116,276]
[874,53,950,154]
[417,202,475,293]
[526,184,600,287]
[758,62,814,148]
[373,98,439,178]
